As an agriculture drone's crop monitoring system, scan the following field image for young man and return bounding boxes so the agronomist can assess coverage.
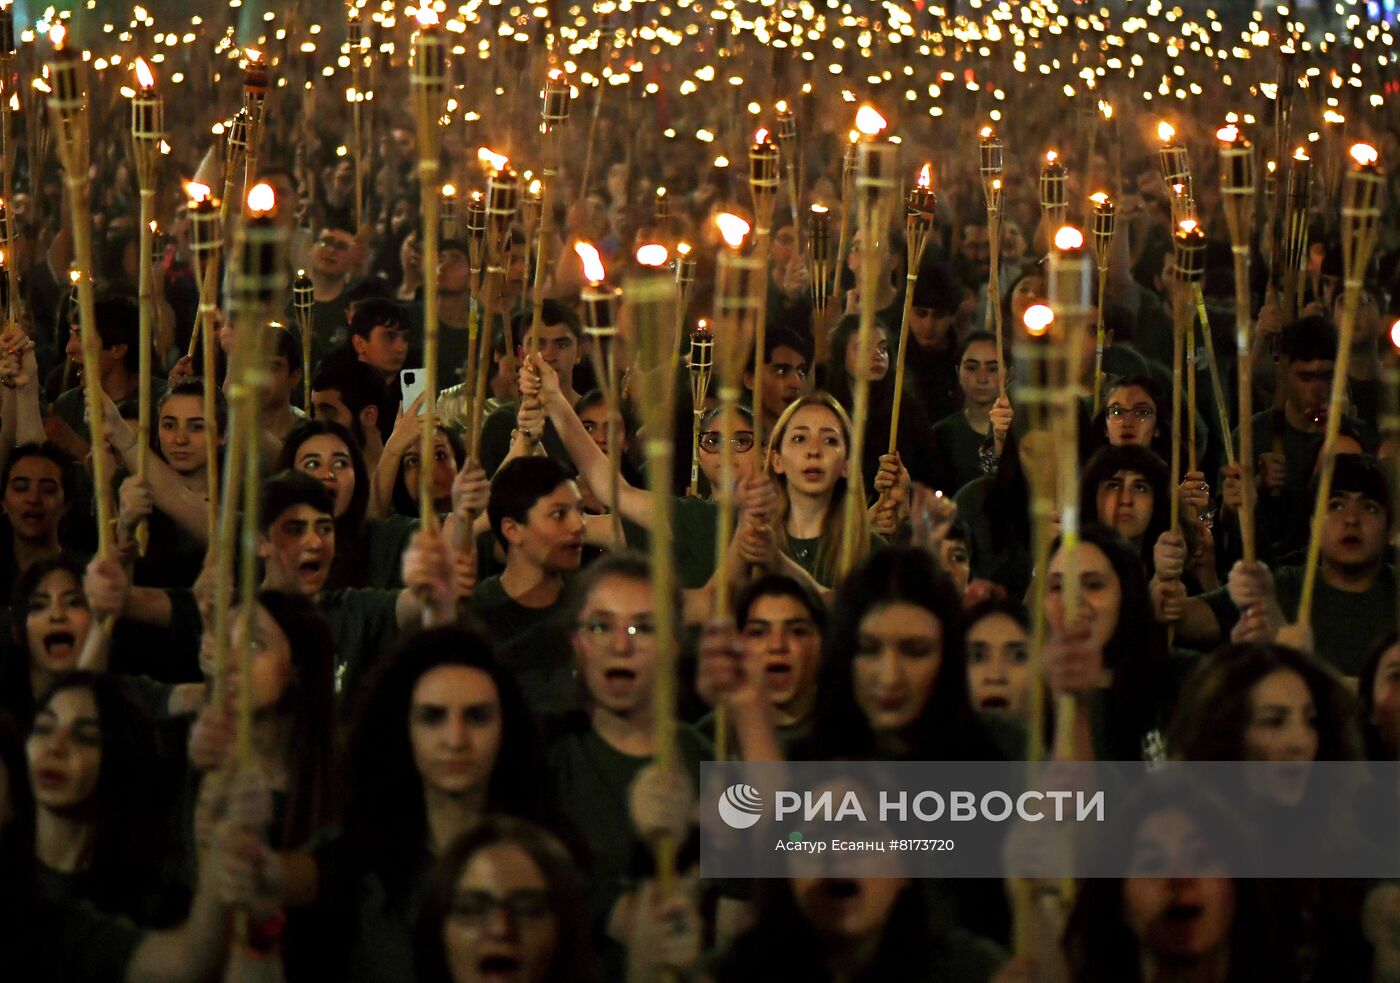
[478,300,584,476]
[47,295,157,461]
[903,262,966,424]
[311,358,392,468]
[708,573,825,751]
[434,239,477,388]
[1169,454,1394,676]
[1235,315,1376,554]
[306,222,357,351]
[261,325,307,445]
[932,330,1009,493]
[348,297,411,387]
[742,325,809,438]
[256,469,460,692]
[472,456,586,711]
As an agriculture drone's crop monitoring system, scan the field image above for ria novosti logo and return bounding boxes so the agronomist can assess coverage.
[717,783,764,829]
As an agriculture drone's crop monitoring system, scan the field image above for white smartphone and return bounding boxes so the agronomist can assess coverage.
[400,368,427,415]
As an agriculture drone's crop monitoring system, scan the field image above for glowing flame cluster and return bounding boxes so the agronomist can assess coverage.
[575,241,606,283]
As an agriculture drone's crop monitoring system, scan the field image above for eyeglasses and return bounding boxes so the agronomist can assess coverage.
[449,890,552,925]
[576,617,658,642]
[698,430,755,454]
[1106,404,1156,421]
[317,236,352,252]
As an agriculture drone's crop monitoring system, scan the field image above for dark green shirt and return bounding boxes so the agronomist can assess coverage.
[469,574,575,713]
[9,899,143,983]
[364,515,416,590]
[320,587,400,697]
[931,410,988,494]
[1202,564,1395,676]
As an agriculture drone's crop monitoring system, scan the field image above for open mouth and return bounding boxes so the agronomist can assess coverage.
[802,468,824,482]
[764,660,793,683]
[1163,903,1204,924]
[979,695,1010,710]
[478,954,522,978]
[824,879,860,900]
[298,560,322,576]
[43,630,76,656]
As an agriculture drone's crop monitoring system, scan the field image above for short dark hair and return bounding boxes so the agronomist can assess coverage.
[159,378,228,437]
[1280,314,1338,363]
[271,323,305,375]
[735,573,827,633]
[509,298,581,345]
[82,294,141,373]
[760,325,811,365]
[1321,453,1391,528]
[564,551,680,634]
[487,456,573,549]
[344,277,392,308]
[312,358,388,426]
[350,297,409,341]
[259,469,334,533]
[2,443,76,506]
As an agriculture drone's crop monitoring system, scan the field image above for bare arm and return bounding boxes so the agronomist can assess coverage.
[100,393,211,543]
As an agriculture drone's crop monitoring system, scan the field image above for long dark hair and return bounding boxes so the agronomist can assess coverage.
[415,817,593,983]
[1168,643,1363,762]
[31,671,169,922]
[342,628,549,901]
[1,554,88,730]
[806,546,1004,760]
[276,420,370,589]
[254,590,337,848]
[1063,775,1297,983]
[391,425,464,517]
[1357,631,1398,760]
[1050,524,1172,760]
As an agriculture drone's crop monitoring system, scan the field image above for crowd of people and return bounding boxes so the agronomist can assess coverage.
[2,1,1400,980]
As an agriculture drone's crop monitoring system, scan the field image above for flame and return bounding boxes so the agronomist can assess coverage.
[754,127,769,145]
[776,99,789,113]
[1267,160,1277,173]
[441,182,456,197]
[548,67,564,82]
[245,48,262,64]
[847,129,859,145]
[1045,150,1059,165]
[1023,304,1054,336]
[677,241,692,256]
[246,182,276,216]
[134,57,155,89]
[854,104,887,137]
[1216,124,1239,143]
[979,125,995,139]
[1053,226,1085,250]
[656,186,667,197]
[1350,142,1379,166]
[1089,191,1111,205]
[811,203,829,214]
[1100,101,1114,120]
[1157,121,1176,143]
[916,163,931,189]
[477,147,509,172]
[575,241,606,283]
[715,212,751,249]
[1171,181,1187,197]
[1178,219,1199,234]
[49,23,66,51]
[183,180,211,203]
[1293,147,1310,162]
[31,78,50,95]
[416,6,439,28]
[635,243,669,267]
[528,179,542,196]
[1324,109,1346,124]
[8,93,16,112]
[696,318,709,333]
[69,269,79,284]
[1390,319,1400,352]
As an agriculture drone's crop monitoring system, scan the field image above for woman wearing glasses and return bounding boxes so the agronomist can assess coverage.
[547,553,709,980]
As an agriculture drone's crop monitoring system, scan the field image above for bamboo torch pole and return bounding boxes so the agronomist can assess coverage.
[185,182,222,550]
[1218,124,1258,561]
[239,51,270,210]
[687,319,713,498]
[711,212,758,761]
[1297,144,1384,627]
[839,105,893,578]
[0,3,18,328]
[747,127,779,434]
[216,110,248,253]
[627,244,682,895]
[576,242,623,544]
[888,164,935,460]
[1280,148,1312,326]
[293,272,314,415]
[232,182,288,768]
[529,69,570,353]
[348,6,365,235]
[776,101,800,249]
[130,58,162,558]
[807,203,831,384]
[45,26,114,561]
[979,126,1006,394]
[1089,192,1115,414]
[481,158,519,438]
[831,132,857,302]
[1171,221,1208,529]
[411,8,445,528]
[1039,150,1069,244]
